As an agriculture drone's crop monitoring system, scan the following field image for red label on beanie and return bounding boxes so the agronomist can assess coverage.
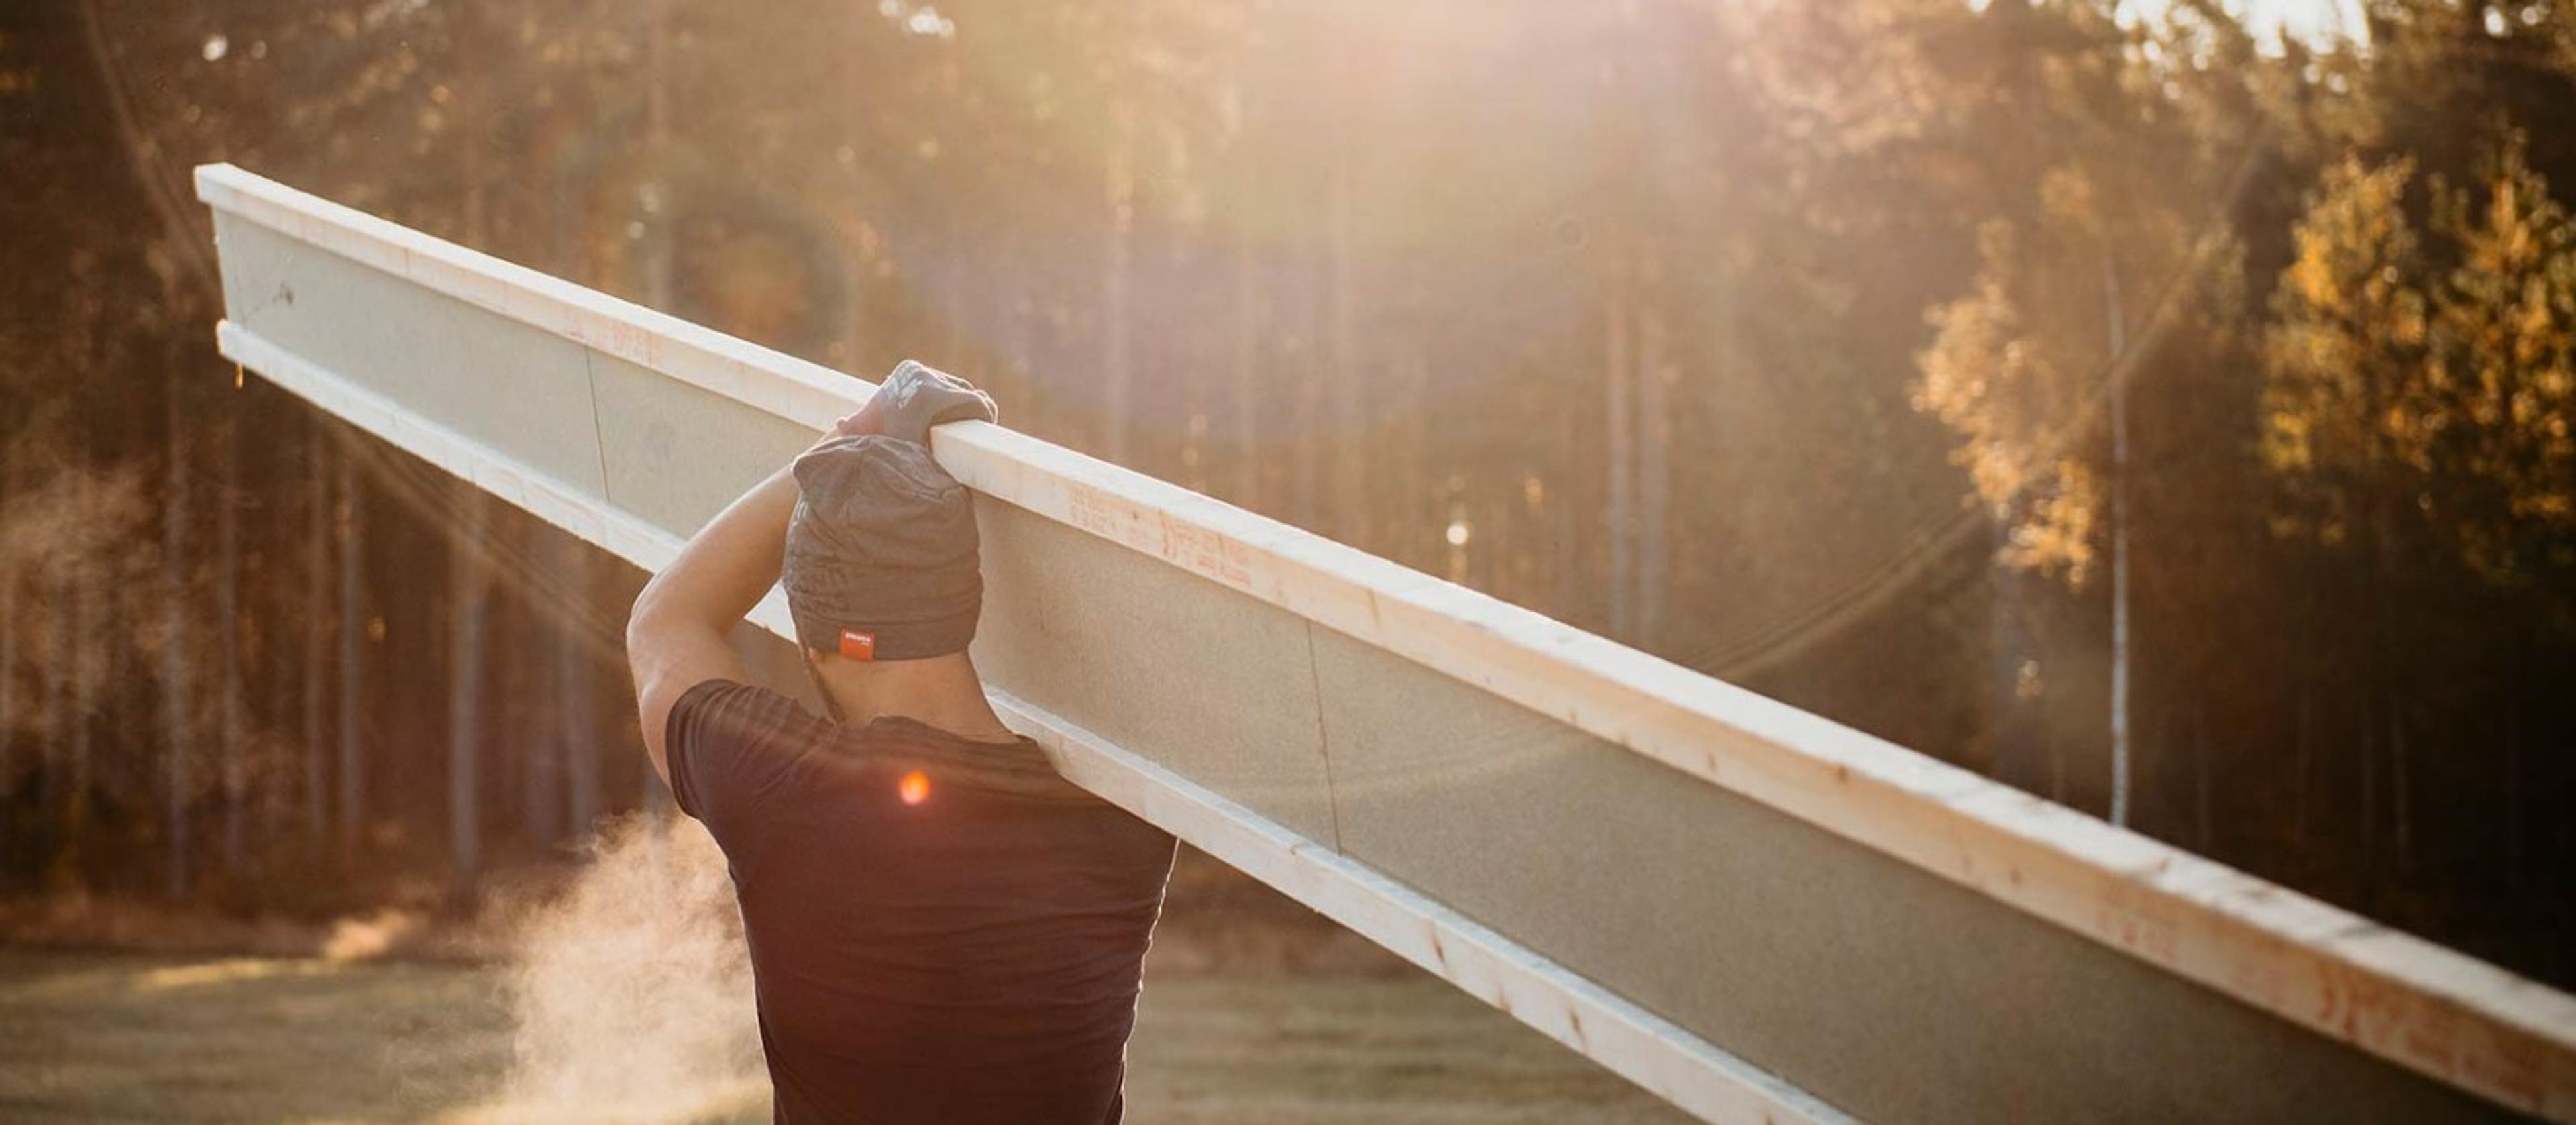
[839,629,877,661]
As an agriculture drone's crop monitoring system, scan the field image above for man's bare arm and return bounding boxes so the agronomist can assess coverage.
[627,407,879,785]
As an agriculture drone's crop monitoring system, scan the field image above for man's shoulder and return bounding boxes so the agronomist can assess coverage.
[674,678,830,735]
[666,678,842,822]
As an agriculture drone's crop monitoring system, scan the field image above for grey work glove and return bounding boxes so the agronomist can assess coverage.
[869,360,998,447]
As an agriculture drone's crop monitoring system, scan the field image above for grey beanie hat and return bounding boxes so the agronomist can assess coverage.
[782,434,981,661]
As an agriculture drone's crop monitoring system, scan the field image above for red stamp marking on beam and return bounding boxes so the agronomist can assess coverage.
[2304,954,2530,1104]
[570,319,661,369]
[1063,481,1253,590]
[1157,511,1253,589]
[1066,481,1155,550]
[2091,877,2182,967]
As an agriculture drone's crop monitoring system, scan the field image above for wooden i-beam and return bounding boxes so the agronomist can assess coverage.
[196,163,2575,1124]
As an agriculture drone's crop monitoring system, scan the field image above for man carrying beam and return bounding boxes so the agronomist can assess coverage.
[626,362,1178,1124]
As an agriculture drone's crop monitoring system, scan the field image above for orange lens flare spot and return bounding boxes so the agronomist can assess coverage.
[898,770,931,806]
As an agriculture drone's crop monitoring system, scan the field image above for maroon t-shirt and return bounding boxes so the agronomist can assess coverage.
[665,679,1177,1124]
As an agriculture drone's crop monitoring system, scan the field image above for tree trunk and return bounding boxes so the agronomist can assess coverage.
[644,0,674,313]
[1395,345,1430,579]
[1603,231,1635,641]
[117,570,142,775]
[1992,527,2038,791]
[2504,674,2524,886]
[261,577,296,863]
[941,239,969,373]
[1292,256,1321,529]
[64,572,95,880]
[217,415,244,874]
[559,539,600,843]
[2358,341,2398,906]
[336,455,367,865]
[2359,694,2377,900]
[2106,254,2135,828]
[99,582,131,870]
[303,436,331,843]
[521,570,562,851]
[44,570,71,870]
[2194,706,2211,853]
[1231,222,1260,508]
[2294,565,2318,848]
[114,578,142,825]
[1102,103,1136,466]
[447,488,488,900]
[1552,333,1582,625]
[1230,84,1261,510]
[1,539,17,824]
[1328,100,1366,547]
[1636,245,1670,651]
[998,278,1031,429]
[164,390,193,899]
[2391,699,2411,865]
[2294,676,2314,847]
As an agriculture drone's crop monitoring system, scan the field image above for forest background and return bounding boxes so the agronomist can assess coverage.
[1,0,2571,990]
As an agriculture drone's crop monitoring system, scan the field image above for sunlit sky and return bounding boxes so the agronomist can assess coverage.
[2123,0,2369,47]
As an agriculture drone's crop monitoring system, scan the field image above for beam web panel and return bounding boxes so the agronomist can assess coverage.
[971,498,1340,848]
[1309,625,2501,1124]
[209,213,608,501]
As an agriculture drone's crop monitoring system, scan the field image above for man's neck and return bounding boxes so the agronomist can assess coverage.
[810,651,1018,743]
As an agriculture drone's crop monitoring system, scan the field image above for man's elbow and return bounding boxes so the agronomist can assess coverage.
[625,584,682,669]
[625,584,651,643]
[625,584,731,676]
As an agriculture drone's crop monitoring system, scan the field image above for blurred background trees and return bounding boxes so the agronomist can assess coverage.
[1,0,2571,985]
